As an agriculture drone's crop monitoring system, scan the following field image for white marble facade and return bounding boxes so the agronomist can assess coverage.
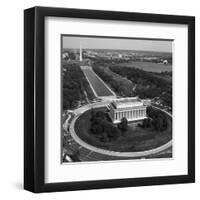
[109,97,147,123]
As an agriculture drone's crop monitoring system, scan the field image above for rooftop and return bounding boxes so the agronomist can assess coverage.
[112,97,144,109]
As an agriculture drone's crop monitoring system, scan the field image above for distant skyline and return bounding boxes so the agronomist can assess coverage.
[62,35,172,53]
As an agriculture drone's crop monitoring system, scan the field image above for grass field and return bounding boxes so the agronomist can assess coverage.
[116,61,172,72]
[74,107,172,152]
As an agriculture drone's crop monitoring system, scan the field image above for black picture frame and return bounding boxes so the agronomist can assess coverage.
[24,6,195,193]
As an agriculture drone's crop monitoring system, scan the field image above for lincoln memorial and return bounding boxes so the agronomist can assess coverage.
[108,97,147,124]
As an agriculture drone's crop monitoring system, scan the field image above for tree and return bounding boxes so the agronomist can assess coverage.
[142,118,152,128]
[90,111,106,126]
[118,117,128,132]
[90,123,103,135]
[146,106,168,131]
[89,110,121,142]
[68,51,76,60]
[62,63,95,110]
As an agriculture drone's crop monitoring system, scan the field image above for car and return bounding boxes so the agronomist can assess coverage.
[63,153,73,162]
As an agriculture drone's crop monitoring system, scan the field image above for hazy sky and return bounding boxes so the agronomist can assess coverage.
[62,36,172,53]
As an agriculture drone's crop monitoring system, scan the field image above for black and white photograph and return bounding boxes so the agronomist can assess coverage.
[23,6,195,193]
[61,35,173,163]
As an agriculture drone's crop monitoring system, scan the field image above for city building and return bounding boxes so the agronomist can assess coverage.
[108,97,147,124]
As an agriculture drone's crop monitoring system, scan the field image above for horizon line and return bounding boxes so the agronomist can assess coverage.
[62,47,172,54]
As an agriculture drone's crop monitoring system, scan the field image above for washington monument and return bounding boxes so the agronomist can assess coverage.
[79,43,82,61]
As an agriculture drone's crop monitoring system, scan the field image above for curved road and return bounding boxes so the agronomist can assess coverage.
[66,102,172,158]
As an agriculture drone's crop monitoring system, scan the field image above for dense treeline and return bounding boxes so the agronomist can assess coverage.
[139,106,168,131]
[90,110,130,143]
[93,66,134,97]
[110,66,172,108]
[63,64,95,110]
[90,110,121,142]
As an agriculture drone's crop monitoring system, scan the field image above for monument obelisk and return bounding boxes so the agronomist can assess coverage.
[79,42,82,61]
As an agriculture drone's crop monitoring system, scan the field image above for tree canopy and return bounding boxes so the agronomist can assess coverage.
[90,111,121,142]
[62,63,95,110]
